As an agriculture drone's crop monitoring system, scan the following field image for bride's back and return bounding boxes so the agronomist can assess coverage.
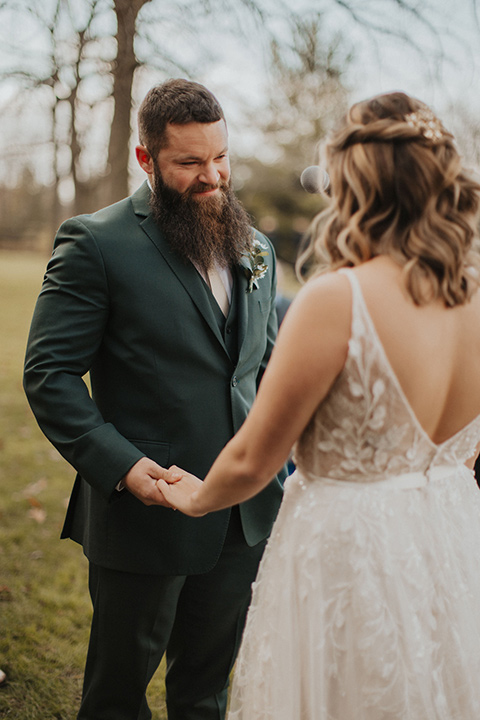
[354,256,480,446]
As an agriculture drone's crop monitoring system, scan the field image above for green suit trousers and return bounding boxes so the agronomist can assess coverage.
[77,513,266,720]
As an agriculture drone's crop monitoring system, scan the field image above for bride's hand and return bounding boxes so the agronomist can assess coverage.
[156,466,206,517]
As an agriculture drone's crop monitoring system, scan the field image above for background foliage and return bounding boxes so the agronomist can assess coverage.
[1,0,479,262]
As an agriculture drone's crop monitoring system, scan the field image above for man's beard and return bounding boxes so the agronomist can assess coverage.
[149,165,253,272]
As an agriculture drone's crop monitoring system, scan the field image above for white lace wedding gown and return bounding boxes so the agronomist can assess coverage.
[228,270,480,720]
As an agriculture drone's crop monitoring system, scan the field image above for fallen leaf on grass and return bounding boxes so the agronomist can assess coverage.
[28,507,47,523]
[22,478,48,497]
[27,496,43,508]
[0,585,12,602]
[29,550,44,560]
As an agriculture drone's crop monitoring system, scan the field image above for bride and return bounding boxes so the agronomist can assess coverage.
[158,91,480,719]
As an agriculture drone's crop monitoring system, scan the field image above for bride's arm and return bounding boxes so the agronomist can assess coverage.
[158,272,352,516]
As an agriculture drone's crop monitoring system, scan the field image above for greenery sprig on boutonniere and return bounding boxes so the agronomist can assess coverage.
[241,237,269,293]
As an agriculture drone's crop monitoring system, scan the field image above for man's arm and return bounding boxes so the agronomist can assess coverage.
[23,217,165,503]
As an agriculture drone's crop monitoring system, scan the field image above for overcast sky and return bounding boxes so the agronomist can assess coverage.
[125,0,478,186]
[345,0,480,108]
[2,0,480,190]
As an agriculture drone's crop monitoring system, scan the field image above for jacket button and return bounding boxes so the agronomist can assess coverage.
[232,376,238,387]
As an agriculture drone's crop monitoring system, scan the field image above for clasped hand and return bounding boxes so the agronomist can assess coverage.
[156,466,206,516]
[121,457,204,515]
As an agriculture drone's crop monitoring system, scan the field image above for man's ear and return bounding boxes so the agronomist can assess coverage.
[135,145,154,174]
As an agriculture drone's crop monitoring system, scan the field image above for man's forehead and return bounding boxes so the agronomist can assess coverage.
[162,120,228,153]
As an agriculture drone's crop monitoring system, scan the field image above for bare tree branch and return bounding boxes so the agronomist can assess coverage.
[0,0,478,222]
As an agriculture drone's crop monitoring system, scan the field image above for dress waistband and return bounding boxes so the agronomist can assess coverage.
[304,464,469,490]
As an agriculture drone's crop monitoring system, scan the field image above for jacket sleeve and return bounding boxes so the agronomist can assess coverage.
[23,217,144,498]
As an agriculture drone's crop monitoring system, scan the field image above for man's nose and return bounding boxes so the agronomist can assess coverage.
[198,163,220,186]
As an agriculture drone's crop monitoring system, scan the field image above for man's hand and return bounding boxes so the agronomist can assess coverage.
[122,457,174,507]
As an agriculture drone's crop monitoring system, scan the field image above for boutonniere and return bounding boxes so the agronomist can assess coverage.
[240,237,269,293]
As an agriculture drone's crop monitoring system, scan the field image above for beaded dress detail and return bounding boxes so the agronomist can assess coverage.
[228,269,480,720]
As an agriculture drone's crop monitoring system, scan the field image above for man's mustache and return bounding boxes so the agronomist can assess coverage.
[185,180,229,197]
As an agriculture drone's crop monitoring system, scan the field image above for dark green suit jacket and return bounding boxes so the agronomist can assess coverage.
[24,182,284,575]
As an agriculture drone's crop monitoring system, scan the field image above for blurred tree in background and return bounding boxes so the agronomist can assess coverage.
[0,0,272,224]
[234,12,350,262]
[0,0,478,259]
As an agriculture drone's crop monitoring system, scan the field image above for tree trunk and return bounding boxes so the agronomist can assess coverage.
[105,0,151,206]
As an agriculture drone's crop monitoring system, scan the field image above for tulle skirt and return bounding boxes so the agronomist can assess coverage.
[228,467,480,720]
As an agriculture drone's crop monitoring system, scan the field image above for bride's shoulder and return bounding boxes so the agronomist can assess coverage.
[297,269,352,306]
[283,271,352,337]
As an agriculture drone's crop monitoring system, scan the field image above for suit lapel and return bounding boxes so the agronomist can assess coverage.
[131,183,228,354]
[235,262,251,357]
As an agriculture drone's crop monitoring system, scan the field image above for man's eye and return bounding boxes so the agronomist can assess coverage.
[180,161,197,166]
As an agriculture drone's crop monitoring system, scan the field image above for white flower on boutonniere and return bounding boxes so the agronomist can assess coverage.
[241,237,269,293]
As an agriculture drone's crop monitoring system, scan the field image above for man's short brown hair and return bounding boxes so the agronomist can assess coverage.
[138,79,225,159]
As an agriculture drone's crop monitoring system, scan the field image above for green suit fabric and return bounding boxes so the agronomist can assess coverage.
[23,181,285,576]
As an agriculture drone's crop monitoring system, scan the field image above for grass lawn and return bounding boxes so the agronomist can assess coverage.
[0,251,167,719]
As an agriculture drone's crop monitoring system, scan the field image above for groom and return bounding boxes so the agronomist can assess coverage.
[23,79,285,720]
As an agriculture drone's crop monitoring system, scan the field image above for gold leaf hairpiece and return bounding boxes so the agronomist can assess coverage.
[404,109,444,142]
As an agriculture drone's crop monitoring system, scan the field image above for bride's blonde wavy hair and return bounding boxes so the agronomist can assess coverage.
[298,92,480,306]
